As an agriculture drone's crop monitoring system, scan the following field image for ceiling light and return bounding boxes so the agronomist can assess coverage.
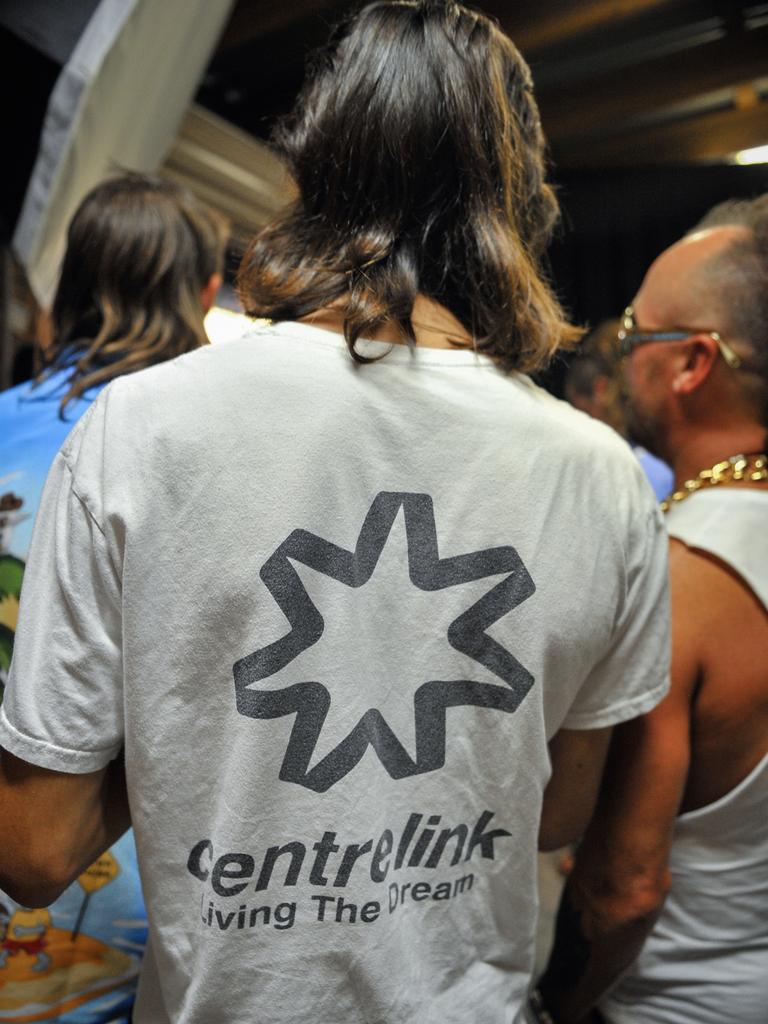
[733,144,768,165]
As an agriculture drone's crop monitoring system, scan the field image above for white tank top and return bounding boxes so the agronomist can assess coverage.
[601,488,768,1024]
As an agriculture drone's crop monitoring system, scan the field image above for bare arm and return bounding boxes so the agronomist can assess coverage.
[0,748,131,907]
[537,540,700,1021]
[540,727,613,852]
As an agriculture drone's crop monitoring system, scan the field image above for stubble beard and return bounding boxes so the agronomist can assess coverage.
[626,399,667,461]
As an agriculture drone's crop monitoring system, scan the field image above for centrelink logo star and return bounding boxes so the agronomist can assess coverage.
[233,492,535,792]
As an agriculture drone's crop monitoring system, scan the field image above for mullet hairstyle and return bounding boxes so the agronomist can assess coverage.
[237,0,581,371]
[48,172,228,413]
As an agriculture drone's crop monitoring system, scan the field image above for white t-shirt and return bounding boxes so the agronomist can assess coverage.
[1,322,670,1024]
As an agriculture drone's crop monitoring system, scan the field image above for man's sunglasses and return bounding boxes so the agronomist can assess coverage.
[617,306,742,369]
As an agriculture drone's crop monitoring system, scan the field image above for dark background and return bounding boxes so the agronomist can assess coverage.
[550,163,768,327]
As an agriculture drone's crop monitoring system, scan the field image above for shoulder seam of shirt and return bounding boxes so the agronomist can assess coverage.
[58,448,108,539]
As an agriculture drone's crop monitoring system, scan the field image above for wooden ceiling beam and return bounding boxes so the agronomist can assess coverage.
[553,100,768,167]
[500,0,684,54]
[161,106,288,238]
[218,0,688,58]
[538,25,768,142]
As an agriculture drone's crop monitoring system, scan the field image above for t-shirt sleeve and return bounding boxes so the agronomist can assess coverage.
[0,429,124,773]
[562,503,670,730]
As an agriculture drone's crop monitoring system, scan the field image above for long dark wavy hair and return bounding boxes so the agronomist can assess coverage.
[47,172,227,412]
[238,0,580,371]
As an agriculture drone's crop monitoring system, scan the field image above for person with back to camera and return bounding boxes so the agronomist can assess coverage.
[0,4,671,1022]
[537,195,768,1024]
[0,172,226,1023]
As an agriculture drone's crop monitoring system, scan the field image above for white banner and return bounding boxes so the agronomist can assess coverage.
[13,0,236,307]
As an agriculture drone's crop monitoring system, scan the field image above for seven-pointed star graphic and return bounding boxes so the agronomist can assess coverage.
[233,491,536,792]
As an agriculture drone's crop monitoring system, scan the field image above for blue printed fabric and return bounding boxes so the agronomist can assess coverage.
[0,370,147,1024]
[633,445,675,503]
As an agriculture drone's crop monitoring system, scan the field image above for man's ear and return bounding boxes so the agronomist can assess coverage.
[671,335,720,395]
[200,272,223,315]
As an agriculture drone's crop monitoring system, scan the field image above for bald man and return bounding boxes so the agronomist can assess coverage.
[535,198,768,1024]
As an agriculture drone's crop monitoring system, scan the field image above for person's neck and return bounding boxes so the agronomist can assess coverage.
[670,424,767,489]
[298,294,473,350]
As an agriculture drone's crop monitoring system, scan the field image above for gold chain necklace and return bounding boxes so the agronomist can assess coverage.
[660,453,768,512]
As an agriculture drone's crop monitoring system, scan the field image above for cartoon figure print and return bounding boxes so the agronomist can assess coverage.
[0,491,28,690]
[0,906,52,973]
[0,850,144,1022]
[0,492,29,556]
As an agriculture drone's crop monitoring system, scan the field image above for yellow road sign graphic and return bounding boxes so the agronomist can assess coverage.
[78,851,120,894]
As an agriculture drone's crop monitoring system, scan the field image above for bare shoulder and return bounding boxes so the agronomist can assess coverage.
[668,536,767,632]
[668,537,768,810]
